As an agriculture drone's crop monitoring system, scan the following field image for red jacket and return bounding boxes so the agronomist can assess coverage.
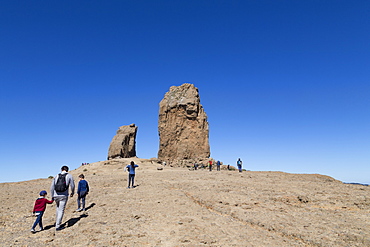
[33,197,53,213]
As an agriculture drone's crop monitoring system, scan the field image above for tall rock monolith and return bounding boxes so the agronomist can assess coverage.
[108,124,138,160]
[158,83,210,165]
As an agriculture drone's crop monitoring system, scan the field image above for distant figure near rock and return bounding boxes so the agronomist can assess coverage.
[108,124,138,160]
[158,83,210,164]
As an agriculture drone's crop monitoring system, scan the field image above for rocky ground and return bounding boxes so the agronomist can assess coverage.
[1,158,369,246]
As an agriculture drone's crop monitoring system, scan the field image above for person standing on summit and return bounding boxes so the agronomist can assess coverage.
[208,160,213,171]
[216,160,221,171]
[237,158,243,172]
[50,165,75,231]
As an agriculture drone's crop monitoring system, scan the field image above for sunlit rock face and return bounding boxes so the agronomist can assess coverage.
[108,124,137,160]
[158,83,210,164]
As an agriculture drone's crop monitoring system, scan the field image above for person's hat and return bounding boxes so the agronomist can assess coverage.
[39,190,47,196]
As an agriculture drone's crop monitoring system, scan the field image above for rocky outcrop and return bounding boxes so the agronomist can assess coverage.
[108,124,138,160]
[158,83,210,164]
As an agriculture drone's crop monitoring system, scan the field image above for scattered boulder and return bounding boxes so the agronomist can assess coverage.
[158,83,210,164]
[108,124,138,160]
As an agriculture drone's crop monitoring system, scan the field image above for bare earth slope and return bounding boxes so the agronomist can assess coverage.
[1,159,369,246]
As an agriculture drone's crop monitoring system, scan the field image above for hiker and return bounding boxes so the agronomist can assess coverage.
[216,160,221,171]
[194,162,198,170]
[76,174,89,212]
[209,160,213,171]
[237,158,243,172]
[125,161,139,188]
[31,190,53,233]
[50,165,75,231]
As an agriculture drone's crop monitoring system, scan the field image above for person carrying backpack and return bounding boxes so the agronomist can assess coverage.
[216,160,221,171]
[50,165,75,231]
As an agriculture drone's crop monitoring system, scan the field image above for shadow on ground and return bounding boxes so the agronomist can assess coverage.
[43,202,95,231]
[63,214,88,228]
[85,202,96,211]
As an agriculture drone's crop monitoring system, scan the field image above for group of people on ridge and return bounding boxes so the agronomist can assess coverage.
[194,158,243,172]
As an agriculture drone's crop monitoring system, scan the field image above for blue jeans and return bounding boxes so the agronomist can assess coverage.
[128,174,135,187]
[32,211,44,229]
[77,194,86,209]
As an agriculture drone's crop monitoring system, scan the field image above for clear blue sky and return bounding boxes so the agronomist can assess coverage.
[1,1,369,184]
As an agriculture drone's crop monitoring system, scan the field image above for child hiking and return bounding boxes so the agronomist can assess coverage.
[31,190,53,233]
[125,161,139,188]
[76,174,89,212]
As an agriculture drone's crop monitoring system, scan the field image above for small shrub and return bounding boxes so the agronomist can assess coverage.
[83,168,88,172]
[93,173,96,175]
[48,176,54,179]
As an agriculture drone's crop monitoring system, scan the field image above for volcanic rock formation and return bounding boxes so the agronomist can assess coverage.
[158,83,210,164]
[108,124,138,160]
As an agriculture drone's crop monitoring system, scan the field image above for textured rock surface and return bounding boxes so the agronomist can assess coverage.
[158,83,210,164]
[108,124,137,159]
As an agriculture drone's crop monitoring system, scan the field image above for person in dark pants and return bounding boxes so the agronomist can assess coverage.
[31,190,53,233]
[126,161,139,188]
[237,158,243,172]
[76,174,89,212]
[208,160,213,171]
[216,160,221,171]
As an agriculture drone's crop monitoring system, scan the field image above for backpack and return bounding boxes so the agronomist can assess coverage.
[55,173,68,192]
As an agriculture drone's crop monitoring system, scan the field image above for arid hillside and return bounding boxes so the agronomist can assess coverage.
[1,158,369,246]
